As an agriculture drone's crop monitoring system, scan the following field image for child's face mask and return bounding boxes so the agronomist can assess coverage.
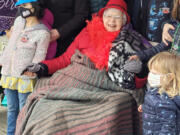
[148,72,162,87]
[19,5,35,18]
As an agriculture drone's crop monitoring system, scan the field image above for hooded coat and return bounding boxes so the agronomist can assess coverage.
[142,87,180,135]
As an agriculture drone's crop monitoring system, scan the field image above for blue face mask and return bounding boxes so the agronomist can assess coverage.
[19,7,35,18]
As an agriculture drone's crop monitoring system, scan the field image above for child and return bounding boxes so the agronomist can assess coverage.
[16,7,57,60]
[138,52,180,135]
[129,0,180,62]
[0,0,50,134]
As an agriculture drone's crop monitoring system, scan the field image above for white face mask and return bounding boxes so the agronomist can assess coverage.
[148,72,161,87]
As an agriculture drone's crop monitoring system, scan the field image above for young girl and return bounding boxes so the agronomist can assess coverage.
[129,0,180,62]
[0,0,50,134]
[138,52,180,135]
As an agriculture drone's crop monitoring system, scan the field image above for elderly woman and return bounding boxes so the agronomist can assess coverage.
[16,0,151,134]
[24,0,150,89]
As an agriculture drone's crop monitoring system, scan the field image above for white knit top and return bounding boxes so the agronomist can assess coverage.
[0,16,50,78]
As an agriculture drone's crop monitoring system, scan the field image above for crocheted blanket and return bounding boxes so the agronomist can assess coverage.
[16,51,144,135]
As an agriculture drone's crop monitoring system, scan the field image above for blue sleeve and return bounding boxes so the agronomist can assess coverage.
[136,27,175,63]
[136,42,171,62]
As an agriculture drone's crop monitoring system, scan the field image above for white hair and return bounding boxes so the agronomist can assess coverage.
[103,8,127,25]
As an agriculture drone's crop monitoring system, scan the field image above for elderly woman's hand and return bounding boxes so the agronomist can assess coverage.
[123,60,142,74]
[22,63,48,78]
[162,23,175,46]
[129,55,139,61]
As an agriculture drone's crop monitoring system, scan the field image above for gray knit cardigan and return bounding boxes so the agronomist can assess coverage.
[0,16,50,78]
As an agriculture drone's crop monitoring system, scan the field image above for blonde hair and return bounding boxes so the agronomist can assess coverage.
[172,0,180,21]
[148,51,180,97]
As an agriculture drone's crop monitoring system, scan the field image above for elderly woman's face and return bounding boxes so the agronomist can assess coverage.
[103,8,125,32]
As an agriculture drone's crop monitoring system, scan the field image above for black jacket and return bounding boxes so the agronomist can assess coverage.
[43,0,90,56]
[134,0,173,42]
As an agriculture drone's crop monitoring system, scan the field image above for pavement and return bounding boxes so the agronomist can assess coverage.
[0,105,7,135]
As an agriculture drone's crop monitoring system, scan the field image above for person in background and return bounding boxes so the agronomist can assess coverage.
[133,0,173,43]
[43,0,90,57]
[129,0,180,62]
[90,0,109,14]
[138,52,180,135]
[41,8,57,60]
[162,0,180,45]
[0,0,50,134]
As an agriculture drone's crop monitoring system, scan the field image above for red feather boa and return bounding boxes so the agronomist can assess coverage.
[85,16,120,70]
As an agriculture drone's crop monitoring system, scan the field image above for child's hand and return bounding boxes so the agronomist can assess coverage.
[129,55,139,61]
[138,105,142,112]
[23,71,37,77]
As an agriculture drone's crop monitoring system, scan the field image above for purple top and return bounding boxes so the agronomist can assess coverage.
[41,9,57,60]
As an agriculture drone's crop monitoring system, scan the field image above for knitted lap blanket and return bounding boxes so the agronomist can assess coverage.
[15,51,144,135]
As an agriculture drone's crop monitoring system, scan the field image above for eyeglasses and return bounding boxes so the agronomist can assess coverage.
[103,14,122,20]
